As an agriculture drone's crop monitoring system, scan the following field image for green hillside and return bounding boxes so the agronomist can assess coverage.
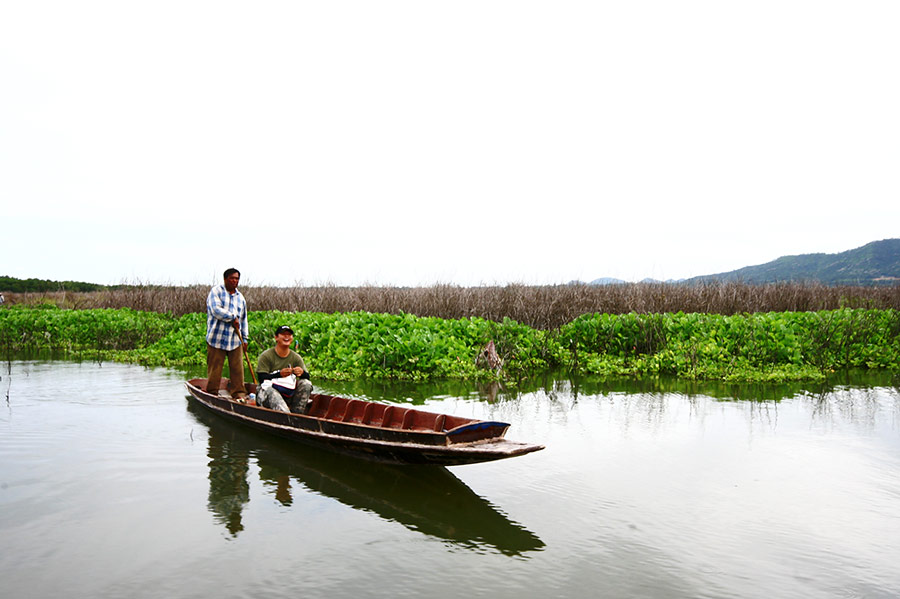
[687,239,900,286]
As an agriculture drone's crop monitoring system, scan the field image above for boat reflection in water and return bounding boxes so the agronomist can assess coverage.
[188,400,544,556]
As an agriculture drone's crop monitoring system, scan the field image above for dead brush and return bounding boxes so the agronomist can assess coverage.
[6,281,899,330]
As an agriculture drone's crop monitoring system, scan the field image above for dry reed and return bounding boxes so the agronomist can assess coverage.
[5,282,899,330]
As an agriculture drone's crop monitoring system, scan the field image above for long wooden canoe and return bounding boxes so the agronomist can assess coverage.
[185,378,544,466]
[187,399,545,553]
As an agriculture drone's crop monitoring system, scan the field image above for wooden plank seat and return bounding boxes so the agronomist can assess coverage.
[341,399,367,423]
[360,402,387,427]
[296,393,467,433]
[307,395,330,418]
[433,414,446,432]
[381,406,408,428]
[324,396,350,420]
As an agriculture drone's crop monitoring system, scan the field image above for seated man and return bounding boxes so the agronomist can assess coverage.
[255,325,313,413]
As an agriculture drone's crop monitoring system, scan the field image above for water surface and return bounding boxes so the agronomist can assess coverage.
[1,361,898,598]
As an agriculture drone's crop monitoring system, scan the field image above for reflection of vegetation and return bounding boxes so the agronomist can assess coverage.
[443,370,898,405]
[809,384,900,432]
[187,399,544,555]
[2,306,898,382]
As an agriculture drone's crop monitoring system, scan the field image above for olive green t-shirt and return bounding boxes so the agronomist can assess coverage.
[256,347,307,375]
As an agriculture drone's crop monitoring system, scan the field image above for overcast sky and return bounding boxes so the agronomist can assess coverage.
[2,1,898,287]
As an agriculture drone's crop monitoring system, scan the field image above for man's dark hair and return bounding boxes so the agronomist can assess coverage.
[224,268,240,279]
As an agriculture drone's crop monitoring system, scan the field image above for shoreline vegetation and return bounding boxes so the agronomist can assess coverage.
[1,282,898,383]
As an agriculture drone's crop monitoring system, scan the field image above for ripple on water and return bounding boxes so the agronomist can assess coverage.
[3,362,900,599]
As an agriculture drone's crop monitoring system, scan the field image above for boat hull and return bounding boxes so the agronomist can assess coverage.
[185,379,544,466]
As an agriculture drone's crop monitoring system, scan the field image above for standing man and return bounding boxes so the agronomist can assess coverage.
[206,268,249,400]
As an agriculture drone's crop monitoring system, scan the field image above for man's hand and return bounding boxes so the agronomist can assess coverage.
[279,367,304,377]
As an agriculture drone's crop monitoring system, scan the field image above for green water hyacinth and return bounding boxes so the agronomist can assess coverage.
[2,306,898,382]
[558,309,900,381]
[0,306,173,355]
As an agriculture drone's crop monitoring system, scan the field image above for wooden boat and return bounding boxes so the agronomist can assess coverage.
[185,378,545,466]
[187,399,545,553]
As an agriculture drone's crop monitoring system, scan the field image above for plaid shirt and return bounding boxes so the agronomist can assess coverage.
[206,284,248,350]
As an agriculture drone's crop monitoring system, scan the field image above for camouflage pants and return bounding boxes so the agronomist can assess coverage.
[257,379,313,414]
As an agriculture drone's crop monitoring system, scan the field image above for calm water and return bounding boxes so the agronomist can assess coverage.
[1,361,899,599]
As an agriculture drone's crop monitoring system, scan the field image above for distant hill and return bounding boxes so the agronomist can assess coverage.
[685,239,900,286]
[5,239,899,292]
[583,239,900,287]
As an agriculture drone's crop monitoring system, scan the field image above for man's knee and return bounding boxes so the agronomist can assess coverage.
[291,381,313,414]
[259,387,289,412]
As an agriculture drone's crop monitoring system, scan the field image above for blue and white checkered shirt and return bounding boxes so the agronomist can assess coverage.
[206,284,249,350]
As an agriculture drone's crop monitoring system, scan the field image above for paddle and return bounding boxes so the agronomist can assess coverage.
[233,321,258,386]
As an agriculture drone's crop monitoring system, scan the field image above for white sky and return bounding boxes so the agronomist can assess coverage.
[2,1,898,287]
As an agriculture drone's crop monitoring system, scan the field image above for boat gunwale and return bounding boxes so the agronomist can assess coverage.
[184,379,540,461]
[192,388,536,456]
[185,379,509,440]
